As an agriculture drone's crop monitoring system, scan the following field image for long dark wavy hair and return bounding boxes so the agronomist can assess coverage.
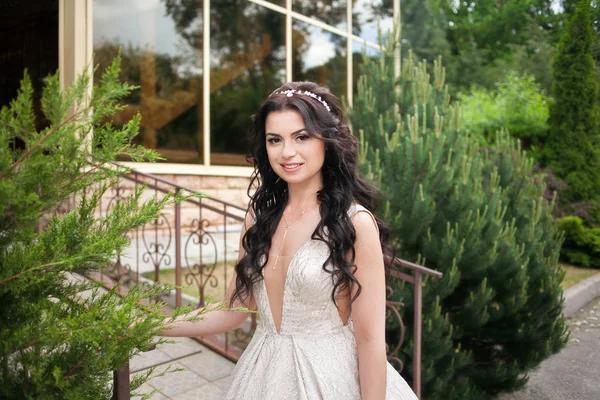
[230,81,394,308]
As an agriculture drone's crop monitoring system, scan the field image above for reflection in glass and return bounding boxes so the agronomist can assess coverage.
[292,21,347,99]
[293,0,347,31]
[0,0,58,132]
[210,2,286,166]
[352,0,393,43]
[351,1,391,98]
[94,0,204,163]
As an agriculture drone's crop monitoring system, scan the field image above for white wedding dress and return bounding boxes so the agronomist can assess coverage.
[221,205,418,399]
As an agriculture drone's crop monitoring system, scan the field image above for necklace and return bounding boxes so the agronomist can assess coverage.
[273,203,317,270]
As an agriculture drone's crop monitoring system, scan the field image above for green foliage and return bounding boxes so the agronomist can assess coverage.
[544,0,600,203]
[458,72,549,151]
[348,31,567,399]
[380,0,562,94]
[558,216,600,268]
[0,57,199,398]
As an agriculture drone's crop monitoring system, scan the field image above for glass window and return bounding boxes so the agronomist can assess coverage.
[353,0,393,43]
[293,0,348,31]
[94,0,204,163]
[352,1,393,98]
[209,2,286,166]
[292,20,347,100]
[91,0,394,167]
[0,1,58,132]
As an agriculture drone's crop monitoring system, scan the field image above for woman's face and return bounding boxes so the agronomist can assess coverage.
[264,110,326,186]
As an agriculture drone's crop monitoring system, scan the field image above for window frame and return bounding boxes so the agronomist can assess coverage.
[82,0,393,176]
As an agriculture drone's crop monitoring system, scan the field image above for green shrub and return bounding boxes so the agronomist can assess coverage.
[544,0,600,203]
[349,34,567,399]
[558,216,600,268]
[0,58,195,399]
[458,72,549,152]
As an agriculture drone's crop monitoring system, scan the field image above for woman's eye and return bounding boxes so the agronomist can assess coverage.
[267,138,281,144]
[296,135,309,141]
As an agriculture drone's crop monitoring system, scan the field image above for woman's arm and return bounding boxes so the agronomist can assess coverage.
[351,210,388,400]
[159,212,256,337]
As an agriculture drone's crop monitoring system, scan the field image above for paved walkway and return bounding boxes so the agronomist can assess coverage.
[135,298,600,400]
[497,296,600,400]
[131,337,234,400]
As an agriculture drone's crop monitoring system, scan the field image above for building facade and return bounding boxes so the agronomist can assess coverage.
[2,0,397,207]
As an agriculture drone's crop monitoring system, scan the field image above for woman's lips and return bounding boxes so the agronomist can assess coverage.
[280,163,303,172]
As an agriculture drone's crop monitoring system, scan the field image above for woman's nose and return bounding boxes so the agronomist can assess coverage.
[282,141,297,158]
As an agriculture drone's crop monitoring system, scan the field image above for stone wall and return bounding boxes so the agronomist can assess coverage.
[166,175,252,210]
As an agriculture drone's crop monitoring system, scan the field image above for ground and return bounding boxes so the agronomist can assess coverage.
[497,296,600,400]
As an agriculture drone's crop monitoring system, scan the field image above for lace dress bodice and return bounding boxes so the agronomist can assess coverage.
[221,205,418,400]
[256,239,349,336]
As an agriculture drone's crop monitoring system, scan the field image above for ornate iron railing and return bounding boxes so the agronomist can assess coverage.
[92,168,442,399]
[88,168,253,359]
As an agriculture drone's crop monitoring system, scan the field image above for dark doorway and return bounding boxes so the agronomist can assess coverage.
[0,0,59,132]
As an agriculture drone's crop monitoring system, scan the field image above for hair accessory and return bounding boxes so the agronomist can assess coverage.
[273,89,331,112]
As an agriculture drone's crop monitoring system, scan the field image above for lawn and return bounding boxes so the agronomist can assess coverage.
[561,263,599,290]
[142,262,236,302]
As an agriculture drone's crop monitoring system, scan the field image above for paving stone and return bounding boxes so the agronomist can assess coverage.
[212,376,231,390]
[169,382,224,400]
[178,351,235,382]
[146,362,209,398]
[131,382,168,400]
[156,337,205,360]
[130,348,173,373]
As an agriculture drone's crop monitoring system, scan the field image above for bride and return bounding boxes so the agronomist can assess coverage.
[160,81,418,400]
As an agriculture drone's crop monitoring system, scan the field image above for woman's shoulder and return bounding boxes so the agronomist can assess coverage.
[347,203,379,236]
[347,202,372,218]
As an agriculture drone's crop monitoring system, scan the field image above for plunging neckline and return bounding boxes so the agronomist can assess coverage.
[263,238,314,334]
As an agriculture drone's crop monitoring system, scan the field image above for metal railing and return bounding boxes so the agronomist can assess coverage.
[89,168,253,359]
[88,168,443,399]
[387,259,443,399]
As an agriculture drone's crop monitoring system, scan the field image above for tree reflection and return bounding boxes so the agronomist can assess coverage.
[163,0,287,162]
[94,41,200,155]
[93,0,374,164]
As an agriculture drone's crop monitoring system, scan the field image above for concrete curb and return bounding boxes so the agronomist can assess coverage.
[563,271,600,318]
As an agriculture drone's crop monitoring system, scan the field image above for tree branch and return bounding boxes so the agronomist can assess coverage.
[63,356,87,380]
[0,110,84,179]
[0,256,97,285]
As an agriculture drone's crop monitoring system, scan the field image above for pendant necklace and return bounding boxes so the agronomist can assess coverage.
[273,204,317,270]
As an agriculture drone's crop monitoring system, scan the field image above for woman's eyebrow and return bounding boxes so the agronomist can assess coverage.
[265,128,308,136]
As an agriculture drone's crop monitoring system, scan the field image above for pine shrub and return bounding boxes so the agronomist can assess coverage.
[348,33,567,399]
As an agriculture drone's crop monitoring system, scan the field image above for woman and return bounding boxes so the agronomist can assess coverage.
[161,82,417,400]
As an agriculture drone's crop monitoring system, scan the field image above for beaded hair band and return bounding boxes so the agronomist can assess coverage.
[273,89,332,112]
